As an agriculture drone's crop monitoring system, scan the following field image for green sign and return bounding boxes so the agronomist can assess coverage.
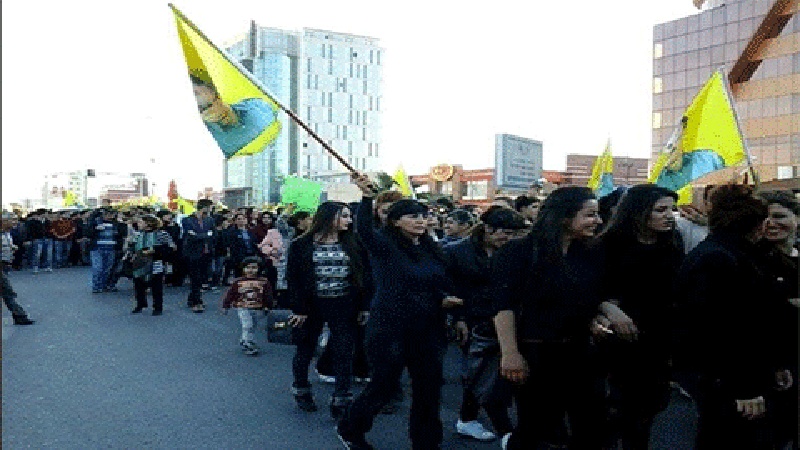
[281,176,322,212]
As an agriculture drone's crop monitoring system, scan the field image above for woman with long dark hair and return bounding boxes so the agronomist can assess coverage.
[594,185,683,449]
[337,173,462,450]
[286,202,369,419]
[128,215,176,316]
[491,187,610,449]
[757,190,798,449]
[673,184,790,449]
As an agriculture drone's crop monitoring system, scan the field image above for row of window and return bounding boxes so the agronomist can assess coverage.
[655,1,773,42]
[654,18,760,59]
[320,44,382,65]
[653,93,800,129]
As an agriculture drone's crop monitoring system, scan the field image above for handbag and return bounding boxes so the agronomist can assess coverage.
[265,309,294,345]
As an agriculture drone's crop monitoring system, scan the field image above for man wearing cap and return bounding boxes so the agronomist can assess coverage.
[182,199,216,313]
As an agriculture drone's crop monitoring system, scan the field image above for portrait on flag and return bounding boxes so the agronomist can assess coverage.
[173,6,282,159]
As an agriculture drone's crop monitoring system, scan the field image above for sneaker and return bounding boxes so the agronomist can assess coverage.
[105,286,118,292]
[210,286,220,292]
[32,269,39,274]
[336,428,373,450]
[318,373,336,384]
[44,268,53,273]
[241,341,259,356]
[456,420,496,441]
[191,304,204,313]
[501,432,511,450]
[354,377,371,384]
[131,307,144,314]
[92,289,103,294]
[330,395,353,421]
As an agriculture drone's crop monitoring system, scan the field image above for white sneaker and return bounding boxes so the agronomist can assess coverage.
[318,373,336,384]
[456,420,496,442]
[501,432,511,449]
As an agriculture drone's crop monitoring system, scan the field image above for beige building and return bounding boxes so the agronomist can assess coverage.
[652,0,799,183]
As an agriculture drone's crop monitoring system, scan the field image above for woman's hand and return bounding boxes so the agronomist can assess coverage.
[600,301,638,341]
[350,172,377,196]
[442,296,464,309]
[590,314,614,338]
[455,321,469,346]
[357,311,370,325]
[288,314,308,327]
[500,351,529,384]
[736,396,766,420]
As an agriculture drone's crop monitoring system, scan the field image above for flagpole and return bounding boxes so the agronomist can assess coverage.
[168,4,361,179]
[719,67,760,188]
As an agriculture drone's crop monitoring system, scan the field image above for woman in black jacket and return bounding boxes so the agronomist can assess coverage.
[226,213,259,278]
[286,202,369,419]
[444,206,527,442]
[673,184,790,449]
[594,184,683,449]
[491,186,612,450]
[757,190,798,449]
[337,173,461,450]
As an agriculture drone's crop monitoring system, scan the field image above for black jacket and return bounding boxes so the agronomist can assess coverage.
[181,215,215,260]
[673,232,785,400]
[285,233,370,316]
[225,227,258,262]
[443,236,495,323]
[491,233,606,342]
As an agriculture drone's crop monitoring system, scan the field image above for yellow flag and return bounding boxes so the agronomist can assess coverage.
[650,70,746,204]
[587,139,614,197]
[171,5,281,159]
[176,197,196,215]
[392,166,414,198]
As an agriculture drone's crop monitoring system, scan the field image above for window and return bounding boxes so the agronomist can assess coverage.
[376,97,381,111]
[363,111,368,126]
[322,92,326,106]
[349,110,353,124]
[363,66,368,79]
[653,77,664,94]
[328,108,332,123]
[653,43,663,59]
[343,126,348,140]
[363,80,368,95]
[368,143,373,157]
[307,58,312,72]
[329,59,333,75]
[369,96,374,110]
[350,63,354,77]
[307,106,312,121]
[374,144,379,157]
[328,93,333,106]
[328,155,333,171]
[307,74,312,89]
[377,50,381,65]
[314,75,319,89]
[322,44,326,58]
[370,50,374,64]
[349,95,354,109]
[652,112,662,129]
[328,44,333,59]
[362,127,367,140]
[348,142,353,155]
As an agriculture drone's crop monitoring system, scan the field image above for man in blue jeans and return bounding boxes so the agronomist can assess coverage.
[26,210,52,274]
[182,199,216,313]
[86,209,120,293]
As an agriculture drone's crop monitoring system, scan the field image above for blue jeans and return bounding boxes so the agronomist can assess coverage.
[54,240,72,268]
[210,256,226,286]
[90,249,116,291]
[30,238,53,271]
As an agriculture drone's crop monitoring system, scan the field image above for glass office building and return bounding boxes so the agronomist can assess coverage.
[652,0,799,182]
[222,24,384,205]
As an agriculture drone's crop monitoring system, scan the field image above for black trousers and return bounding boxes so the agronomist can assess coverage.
[292,296,357,398]
[133,274,164,310]
[186,255,210,307]
[505,341,607,450]
[339,316,446,450]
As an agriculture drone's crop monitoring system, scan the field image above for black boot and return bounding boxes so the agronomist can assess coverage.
[13,315,35,325]
[131,306,144,314]
[292,386,318,412]
[330,395,353,420]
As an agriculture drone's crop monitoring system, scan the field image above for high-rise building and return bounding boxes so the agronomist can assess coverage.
[652,0,799,183]
[223,23,384,205]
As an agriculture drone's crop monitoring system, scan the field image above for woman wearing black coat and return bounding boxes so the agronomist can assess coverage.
[337,173,462,450]
[286,202,370,420]
[594,185,684,449]
[673,184,791,449]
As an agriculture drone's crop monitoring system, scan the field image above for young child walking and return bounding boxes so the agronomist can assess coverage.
[222,256,274,356]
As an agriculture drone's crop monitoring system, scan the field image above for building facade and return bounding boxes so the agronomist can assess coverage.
[223,24,384,205]
[42,171,89,208]
[652,0,799,183]
[565,155,650,187]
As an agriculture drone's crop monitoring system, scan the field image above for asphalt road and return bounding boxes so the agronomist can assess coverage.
[2,267,697,449]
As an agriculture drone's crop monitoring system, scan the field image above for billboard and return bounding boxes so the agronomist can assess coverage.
[495,134,543,191]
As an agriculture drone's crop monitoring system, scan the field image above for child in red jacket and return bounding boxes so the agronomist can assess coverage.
[222,256,274,356]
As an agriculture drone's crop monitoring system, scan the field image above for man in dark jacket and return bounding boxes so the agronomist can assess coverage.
[182,199,216,312]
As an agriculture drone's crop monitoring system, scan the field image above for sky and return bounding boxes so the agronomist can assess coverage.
[1,0,700,204]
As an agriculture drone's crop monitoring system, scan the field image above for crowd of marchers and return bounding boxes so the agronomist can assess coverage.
[1,179,797,450]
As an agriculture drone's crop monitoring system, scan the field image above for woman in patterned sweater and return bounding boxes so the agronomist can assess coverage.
[286,202,370,419]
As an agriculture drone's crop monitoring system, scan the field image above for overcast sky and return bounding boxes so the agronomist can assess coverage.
[1,0,699,203]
